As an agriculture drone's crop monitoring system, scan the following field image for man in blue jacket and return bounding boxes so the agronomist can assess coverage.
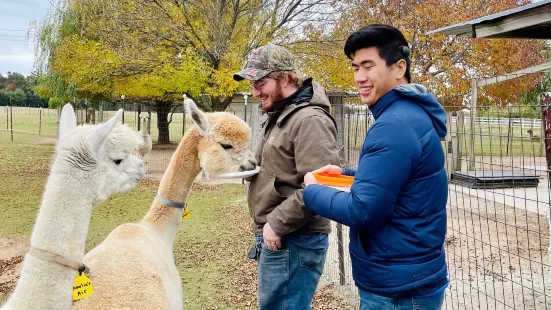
[303,24,449,309]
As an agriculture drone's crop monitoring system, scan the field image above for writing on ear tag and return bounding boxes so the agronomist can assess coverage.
[73,272,94,301]
[183,209,191,219]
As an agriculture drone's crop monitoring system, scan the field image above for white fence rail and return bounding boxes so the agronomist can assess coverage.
[451,116,542,128]
[345,113,542,129]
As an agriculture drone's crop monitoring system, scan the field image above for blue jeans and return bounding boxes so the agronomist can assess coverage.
[359,289,445,310]
[256,233,328,310]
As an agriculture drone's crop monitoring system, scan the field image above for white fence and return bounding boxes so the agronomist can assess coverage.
[451,116,542,128]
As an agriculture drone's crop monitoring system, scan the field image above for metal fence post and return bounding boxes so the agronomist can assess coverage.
[246,104,261,193]
[540,92,551,283]
[469,78,477,171]
[336,223,345,285]
[456,111,465,171]
[444,112,452,180]
[329,93,345,161]
[328,93,347,285]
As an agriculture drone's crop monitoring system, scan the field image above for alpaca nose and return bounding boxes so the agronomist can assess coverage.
[240,158,257,171]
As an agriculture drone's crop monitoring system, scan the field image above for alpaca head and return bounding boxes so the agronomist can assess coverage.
[184,98,257,175]
[56,104,145,201]
[139,112,149,123]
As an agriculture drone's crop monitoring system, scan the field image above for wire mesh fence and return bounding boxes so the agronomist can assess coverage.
[441,104,550,310]
[321,71,551,309]
[439,72,551,310]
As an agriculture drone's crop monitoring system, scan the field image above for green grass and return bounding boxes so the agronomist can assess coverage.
[0,141,256,309]
[460,124,545,157]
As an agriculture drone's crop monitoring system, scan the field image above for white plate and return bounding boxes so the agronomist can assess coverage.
[216,166,261,179]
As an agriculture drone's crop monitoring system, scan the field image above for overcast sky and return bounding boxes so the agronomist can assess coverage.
[0,0,51,77]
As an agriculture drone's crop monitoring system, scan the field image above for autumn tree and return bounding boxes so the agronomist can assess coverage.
[0,88,27,106]
[0,72,44,107]
[36,0,333,144]
[289,0,546,109]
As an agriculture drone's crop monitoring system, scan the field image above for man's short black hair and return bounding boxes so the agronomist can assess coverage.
[344,24,411,83]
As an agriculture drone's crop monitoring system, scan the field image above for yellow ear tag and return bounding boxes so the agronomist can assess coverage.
[73,272,94,301]
[183,209,191,219]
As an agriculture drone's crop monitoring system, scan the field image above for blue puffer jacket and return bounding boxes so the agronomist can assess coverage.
[303,84,449,297]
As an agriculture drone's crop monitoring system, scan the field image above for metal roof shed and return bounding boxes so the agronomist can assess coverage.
[427,1,551,183]
[427,0,551,39]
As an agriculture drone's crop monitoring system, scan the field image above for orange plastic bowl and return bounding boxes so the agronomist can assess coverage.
[313,172,354,188]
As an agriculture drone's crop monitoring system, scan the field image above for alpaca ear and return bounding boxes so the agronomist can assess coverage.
[59,104,77,138]
[87,109,123,155]
[185,96,210,136]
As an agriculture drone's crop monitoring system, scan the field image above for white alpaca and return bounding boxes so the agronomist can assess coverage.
[1,104,145,310]
[71,98,256,309]
[137,112,152,159]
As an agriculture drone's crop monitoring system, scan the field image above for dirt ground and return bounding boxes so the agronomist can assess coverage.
[0,236,29,296]
[444,190,551,310]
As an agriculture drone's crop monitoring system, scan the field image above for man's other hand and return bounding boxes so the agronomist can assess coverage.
[263,222,281,250]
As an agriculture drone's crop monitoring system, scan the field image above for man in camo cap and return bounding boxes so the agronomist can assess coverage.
[234,44,339,309]
[233,44,296,82]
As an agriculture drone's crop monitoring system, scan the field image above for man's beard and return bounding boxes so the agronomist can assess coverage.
[267,81,286,112]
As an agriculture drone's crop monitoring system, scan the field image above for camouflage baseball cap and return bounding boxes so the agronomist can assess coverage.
[233,44,297,81]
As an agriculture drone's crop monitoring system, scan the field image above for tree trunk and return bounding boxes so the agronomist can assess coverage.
[210,96,233,111]
[154,100,171,144]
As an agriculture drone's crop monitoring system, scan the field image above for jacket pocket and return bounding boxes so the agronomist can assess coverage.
[249,169,287,221]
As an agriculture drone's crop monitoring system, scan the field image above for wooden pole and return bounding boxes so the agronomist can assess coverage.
[98,104,104,123]
[138,104,142,131]
[182,95,186,136]
[9,100,13,142]
[56,106,61,138]
[39,107,42,135]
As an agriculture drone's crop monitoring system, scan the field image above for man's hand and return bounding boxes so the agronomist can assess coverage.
[263,222,281,250]
[304,165,343,187]
[304,172,318,187]
[313,164,342,175]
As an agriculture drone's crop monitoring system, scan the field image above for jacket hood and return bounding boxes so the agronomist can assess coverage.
[394,83,447,138]
[273,78,332,126]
